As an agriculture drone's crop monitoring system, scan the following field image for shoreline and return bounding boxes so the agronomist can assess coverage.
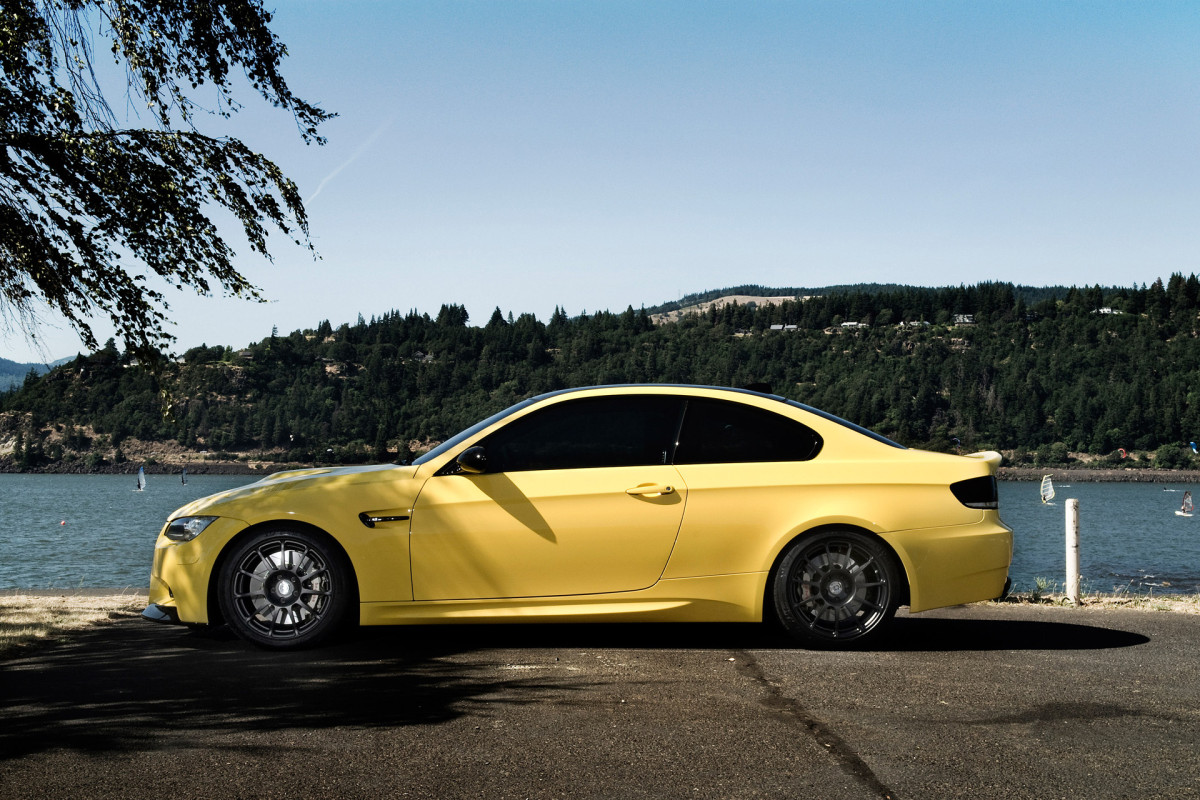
[5,463,1200,482]
[2,586,1197,600]
[1,588,149,597]
[0,461,297,476]
[998,466,1200,483]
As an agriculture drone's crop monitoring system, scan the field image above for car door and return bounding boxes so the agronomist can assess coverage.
[410,395,687,600]
[662,397,825,579]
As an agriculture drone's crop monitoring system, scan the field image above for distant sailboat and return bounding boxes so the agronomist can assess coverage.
[135,466,147,492]
[1039,474,1055,504]
[1177,491,1193,517]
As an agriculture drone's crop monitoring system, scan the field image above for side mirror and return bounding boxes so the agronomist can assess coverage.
[456,445,488,474]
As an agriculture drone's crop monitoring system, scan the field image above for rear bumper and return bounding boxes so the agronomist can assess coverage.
[883,515,1013,612]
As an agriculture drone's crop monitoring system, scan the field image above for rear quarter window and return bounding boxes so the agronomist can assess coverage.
[673,398,823,464]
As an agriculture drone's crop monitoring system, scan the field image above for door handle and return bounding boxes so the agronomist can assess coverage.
[625,484,674,497]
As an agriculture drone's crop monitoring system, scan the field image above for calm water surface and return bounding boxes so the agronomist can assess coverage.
[1,473,252,589]
[2,474,1199,593]
[1000,480,1200,594]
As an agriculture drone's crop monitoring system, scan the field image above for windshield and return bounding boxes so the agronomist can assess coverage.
[411,396,541,465]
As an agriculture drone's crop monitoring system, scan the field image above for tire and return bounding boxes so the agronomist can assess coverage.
[217,528,353,649]
[772,529,901,648]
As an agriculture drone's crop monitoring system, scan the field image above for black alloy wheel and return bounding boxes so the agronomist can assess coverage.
[218,528,352,649]
[772,529,900,648]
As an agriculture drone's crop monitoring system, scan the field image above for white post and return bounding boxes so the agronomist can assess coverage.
[1065,498,1080,605]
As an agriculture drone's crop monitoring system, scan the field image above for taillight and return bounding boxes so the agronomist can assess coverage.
[950,475,998,509]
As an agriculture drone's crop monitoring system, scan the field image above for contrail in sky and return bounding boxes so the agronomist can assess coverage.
[306,114,397,205]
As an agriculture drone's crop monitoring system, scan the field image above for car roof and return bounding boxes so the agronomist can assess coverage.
[412,384,904,467]
[516,384,905,449]
[529,383,786,403]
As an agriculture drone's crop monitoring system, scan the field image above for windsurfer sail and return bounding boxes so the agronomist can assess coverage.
[135,466,146,492]
[1040,474,1055,504]
[181,467,187,485]
[1179,491,1194,517]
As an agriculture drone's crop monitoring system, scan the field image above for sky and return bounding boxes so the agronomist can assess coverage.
[4,0,1199,364]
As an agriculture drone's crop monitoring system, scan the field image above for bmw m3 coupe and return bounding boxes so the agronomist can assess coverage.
[143,384,1012,649]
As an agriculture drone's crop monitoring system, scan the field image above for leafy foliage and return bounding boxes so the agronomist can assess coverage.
[0,0,331,361]
[6,278,1200,470]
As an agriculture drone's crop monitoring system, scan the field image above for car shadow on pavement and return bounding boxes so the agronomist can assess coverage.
[878,614,1150,652]
[336,613,1149,653]
[0,612,1147,761]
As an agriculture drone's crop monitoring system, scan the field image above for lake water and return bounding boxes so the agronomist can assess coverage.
[1000,480,1200,595]
[0,473,254,590]
[2,474,1198,594]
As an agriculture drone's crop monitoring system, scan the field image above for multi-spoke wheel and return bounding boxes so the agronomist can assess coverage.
[218,529,353,649]
[772,530,901,648]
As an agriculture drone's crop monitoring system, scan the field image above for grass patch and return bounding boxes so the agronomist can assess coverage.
[1,588,1197,660]
[0,592,146,658]
[995,589,1200,614]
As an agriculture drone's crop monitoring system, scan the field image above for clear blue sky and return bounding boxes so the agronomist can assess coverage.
[5,0,1199,363]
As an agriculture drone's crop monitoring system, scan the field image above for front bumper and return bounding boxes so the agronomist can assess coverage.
[147,516,250,624]
[142,603,180,624]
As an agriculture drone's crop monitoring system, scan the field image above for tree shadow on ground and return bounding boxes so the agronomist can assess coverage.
[0,611,1147,760]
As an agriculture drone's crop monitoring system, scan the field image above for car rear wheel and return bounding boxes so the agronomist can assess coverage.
[772,529,900,648]
[218,528,353,649]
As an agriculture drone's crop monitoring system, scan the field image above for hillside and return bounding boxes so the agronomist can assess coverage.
[650,294,806,324]
[641,283,1073,316]
[4,277,1200,473]
[0,357,60,392]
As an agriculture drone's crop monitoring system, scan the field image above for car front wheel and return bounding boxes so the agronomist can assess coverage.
[218,528,353,649]
[772,529,900,648]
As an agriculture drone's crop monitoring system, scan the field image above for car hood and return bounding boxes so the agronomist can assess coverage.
[169,463,421,520]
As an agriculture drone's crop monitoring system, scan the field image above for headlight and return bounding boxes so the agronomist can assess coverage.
[165,516,218,542]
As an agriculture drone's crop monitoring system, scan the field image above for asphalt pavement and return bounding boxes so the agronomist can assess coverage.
[1,603,1197,799]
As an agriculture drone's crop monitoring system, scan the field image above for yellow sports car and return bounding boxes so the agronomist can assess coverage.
[143,384,1012,649]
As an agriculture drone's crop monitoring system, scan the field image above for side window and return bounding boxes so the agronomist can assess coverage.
[480,396,684,472]
[674,399,823,464]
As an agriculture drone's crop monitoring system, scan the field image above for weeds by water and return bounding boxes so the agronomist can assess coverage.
[997,576,1200,614]
[0,593,145,657]
[2,585,1198,660]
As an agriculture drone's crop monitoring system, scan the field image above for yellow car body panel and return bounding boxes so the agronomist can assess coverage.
[150,464,424,622]
[360,574,764,626]
[882,516,1012,611]
[410,465,685,600]
[149,516,249,622]
[145,384,1013,641]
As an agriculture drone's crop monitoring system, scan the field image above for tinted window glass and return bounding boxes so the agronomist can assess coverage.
[412,396,540,465]
[481,396,684,472]
[673,399,822,464]
[782,399,904,449]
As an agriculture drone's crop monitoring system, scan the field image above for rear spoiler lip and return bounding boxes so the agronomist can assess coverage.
[964,450,1003,470]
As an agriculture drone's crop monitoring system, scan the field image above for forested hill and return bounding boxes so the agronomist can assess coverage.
[643,283,1072,316]
[5,277,1200,471]
[0,357,59,392]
